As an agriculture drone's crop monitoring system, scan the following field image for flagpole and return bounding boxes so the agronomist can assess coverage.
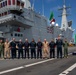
[42,0,44,16]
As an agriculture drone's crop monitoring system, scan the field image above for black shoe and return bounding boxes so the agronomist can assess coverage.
[18,58,20,59]
[60,57,62,59]
[4,58,6,59]
[40,57,42,59]
[57,57,59,59]
[28,58,30,59]
[37,57,39,59]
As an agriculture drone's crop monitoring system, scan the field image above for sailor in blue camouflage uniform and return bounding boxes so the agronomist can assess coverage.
[30,39,36,59]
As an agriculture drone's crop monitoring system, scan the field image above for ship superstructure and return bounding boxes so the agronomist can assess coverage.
[58,0,74,42]
[0,0,74,42]
[0,0,53,41]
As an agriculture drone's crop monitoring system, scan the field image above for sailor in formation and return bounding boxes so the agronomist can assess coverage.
[10,38,16,59]
[42,39,49,59]
[49,39,56,58]
[4,39,10,59]
[56,36,63,58]
[17,39,23,59]
[0,37,70,59]
[30,39,36,59]
[23,39,30,59]
[37,39,43,59]
[0,40,4,59]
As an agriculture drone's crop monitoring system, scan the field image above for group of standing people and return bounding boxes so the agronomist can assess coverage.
[0,36,69,59]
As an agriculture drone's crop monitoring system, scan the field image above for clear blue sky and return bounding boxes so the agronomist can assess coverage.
[30,0,76,38]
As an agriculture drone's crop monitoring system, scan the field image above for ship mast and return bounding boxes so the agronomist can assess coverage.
[58,0,70,31]
[64,0,65,5]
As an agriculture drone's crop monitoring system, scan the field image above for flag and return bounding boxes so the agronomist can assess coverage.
[49,12,54,21]
[50,18,55,24]
[49,12,55,24]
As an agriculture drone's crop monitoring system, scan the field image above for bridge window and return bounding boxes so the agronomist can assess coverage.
[17,0,20,6]
[5,1,7,6]
[18,34,20,37]
[21,3,24,8]
[0,1,7,8]
[15,33,17,36]
[8,0,11,5]
[3,2,5,7]
[1,3,2,7]
[12,0,15,5]
[21,34,23,37]
[14,33,23,37]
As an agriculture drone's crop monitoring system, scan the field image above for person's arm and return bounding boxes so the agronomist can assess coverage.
[28,43,30,48]
[42,42,44,48]
[54,43,56,48]
[49,43,50,46]
[23,43,24,47]
[41,42,43,48]
[29,42,31,48]
[61,40,63,45]
[47,42,49,48]
[35,42,36,47]
[16,43,18,49]
[36,43,38,47]
[9,42,12,48]
[3,43,4,49]
[63,42,65,47]
[22,43,24,48]
[56,40,57,45]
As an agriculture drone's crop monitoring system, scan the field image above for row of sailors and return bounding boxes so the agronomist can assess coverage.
[0,37,69,59]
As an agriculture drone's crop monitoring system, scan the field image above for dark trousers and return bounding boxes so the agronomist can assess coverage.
[24,48,29,59]
[50,49,55,58]
[0,49,4,58]
[57,47,62,58]
[11,48,16,59]
[18,49,23,59]
[31,48,36,59]
[37,48,42,58]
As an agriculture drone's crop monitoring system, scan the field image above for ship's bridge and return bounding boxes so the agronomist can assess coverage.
[0,0,24,13]
[0,0,34,28]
